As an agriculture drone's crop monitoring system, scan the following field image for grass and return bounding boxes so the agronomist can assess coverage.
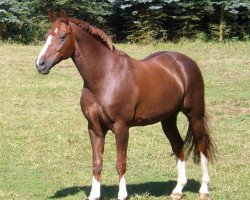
[0,41,249,200]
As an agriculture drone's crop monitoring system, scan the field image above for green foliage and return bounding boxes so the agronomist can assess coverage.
[211,0,250,41]
[114,0,249,42]
[115,0,166,43]
[0,0,34,43]
[162,0,214,40]
[0,0,113,43]
[28,0,112,27]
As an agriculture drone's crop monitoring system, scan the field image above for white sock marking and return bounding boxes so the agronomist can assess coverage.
[88,176,101,199]
[36,35,53,66]
[172,158,187,194]
[118,175,128,199]
[199,152,210,194]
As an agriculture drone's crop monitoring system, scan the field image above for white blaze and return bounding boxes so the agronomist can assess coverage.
[88,176,101,199]
[36,35,53,66]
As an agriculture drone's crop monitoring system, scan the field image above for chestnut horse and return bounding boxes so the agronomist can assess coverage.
[36,10,215,200]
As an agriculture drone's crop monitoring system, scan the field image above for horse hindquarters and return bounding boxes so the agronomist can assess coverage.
[180,59,215,163]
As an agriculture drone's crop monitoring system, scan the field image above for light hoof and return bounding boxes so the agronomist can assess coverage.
[86,198,100,200]
[197,193,210,199]
[116,198,126,200]
[170,192,183,200]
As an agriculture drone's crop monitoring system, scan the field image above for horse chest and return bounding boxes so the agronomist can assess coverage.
[81,87,135,129]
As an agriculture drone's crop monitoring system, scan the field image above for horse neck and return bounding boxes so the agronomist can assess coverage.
[71,23,115,90]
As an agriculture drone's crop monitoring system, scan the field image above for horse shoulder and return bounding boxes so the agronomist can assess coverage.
[93,56,139,124]
[80,88,107,135]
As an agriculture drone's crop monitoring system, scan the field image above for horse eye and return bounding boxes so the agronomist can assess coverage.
[59,35,66,41]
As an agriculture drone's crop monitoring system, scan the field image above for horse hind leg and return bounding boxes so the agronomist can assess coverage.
[185,116,212,198]
[161,116,187,200]
[183,101,215,198]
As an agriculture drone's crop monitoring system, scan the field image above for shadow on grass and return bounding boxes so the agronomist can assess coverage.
[49,179,200,199]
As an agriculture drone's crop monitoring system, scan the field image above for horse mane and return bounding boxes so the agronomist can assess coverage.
[69,18,124,55]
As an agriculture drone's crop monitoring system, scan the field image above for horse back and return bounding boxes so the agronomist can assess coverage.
[141,51,204,92]
[130,51,204,125]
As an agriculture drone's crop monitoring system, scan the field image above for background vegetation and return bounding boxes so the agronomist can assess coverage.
[0,0,249,43]
[0,41,249,199]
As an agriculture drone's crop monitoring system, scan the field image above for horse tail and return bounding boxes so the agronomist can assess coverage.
[183,112,217,163]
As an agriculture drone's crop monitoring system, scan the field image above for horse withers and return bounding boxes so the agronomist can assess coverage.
[35,10,216,200]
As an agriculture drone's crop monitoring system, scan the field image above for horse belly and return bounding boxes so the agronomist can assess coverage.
[132,67,184,126]
[133,95,182,125]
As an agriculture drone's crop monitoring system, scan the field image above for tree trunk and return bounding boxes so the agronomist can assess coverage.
[219,7,224,42]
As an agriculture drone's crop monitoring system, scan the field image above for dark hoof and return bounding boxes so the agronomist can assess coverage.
[197,193,210,199]
[170,193,183,200]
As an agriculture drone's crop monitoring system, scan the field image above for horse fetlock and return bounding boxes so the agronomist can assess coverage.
[180,179,187,187]
[172,183,185,196]
[118,175,127,200]
[88,176,101,200]
[199,182,209,195]
[117,195,127,200]
[177,175,187,186]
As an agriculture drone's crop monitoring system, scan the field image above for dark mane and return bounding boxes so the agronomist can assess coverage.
[69,18,124,55]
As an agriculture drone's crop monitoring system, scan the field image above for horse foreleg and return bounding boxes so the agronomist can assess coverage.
[88,127,105,200]
[114,122,129,200]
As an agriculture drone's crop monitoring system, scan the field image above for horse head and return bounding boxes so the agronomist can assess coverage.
[36,10,75,75]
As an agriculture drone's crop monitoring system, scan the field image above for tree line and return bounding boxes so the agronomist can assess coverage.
[0,0,249,44]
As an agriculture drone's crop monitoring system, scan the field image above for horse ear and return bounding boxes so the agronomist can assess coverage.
[60,9,69,25]
[49,10,56,23]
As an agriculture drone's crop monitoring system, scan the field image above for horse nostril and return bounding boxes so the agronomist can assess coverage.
[39,61,46,70]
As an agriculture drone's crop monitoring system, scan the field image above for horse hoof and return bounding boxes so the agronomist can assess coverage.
[197,193,210,199]
[86,198,100,200]
[170,193,183,200]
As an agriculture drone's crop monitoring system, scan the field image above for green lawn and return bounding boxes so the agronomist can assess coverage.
[0,41,249,200]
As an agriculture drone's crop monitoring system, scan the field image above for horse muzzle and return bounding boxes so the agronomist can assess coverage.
[36,59,52,75]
